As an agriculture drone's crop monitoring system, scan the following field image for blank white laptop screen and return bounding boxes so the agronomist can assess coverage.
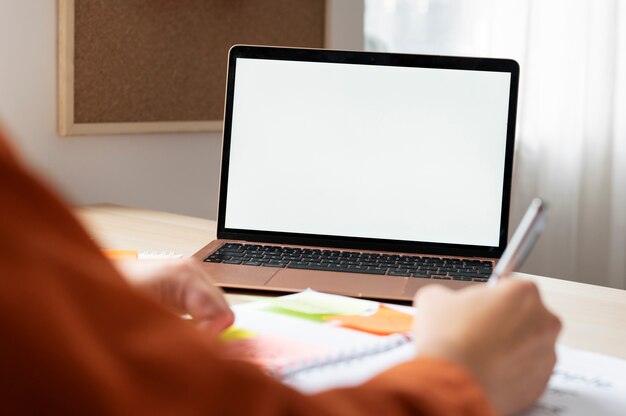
[225,58,511,247]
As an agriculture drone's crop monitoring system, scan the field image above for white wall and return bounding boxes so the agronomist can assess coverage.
[0,0,364,219]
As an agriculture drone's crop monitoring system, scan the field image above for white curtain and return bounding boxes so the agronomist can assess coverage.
[365,0,626,288]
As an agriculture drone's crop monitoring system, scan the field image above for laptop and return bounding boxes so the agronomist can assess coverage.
[193,45,519,302]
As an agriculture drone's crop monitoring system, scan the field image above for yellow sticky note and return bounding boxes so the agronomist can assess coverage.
[219,327,256,342]
[325,305,414,335]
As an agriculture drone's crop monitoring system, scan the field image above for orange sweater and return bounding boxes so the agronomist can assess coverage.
[0,129,495,415]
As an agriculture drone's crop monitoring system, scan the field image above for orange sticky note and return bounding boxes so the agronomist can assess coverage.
[325,305,413,335]
[102,249,138,260]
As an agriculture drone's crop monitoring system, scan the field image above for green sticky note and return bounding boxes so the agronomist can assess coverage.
[219,327,256,342]
[267,289,378,318]
[264,306,329,322]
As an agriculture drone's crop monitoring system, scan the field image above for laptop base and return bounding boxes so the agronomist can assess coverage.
[194,240,481,302]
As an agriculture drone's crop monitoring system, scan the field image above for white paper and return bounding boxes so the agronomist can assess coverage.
[523,346,626,416]
[137,251,182,260]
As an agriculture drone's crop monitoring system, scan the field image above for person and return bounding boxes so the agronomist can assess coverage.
[0,125,561,415]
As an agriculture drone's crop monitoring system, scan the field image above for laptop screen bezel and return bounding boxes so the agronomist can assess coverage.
[216,45,519,258]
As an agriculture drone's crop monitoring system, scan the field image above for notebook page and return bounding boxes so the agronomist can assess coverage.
[524,346,626,416]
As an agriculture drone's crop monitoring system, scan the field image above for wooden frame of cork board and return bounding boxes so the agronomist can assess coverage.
[58,0,328,136]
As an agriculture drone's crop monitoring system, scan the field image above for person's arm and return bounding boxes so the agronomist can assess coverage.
[0,127,559,415]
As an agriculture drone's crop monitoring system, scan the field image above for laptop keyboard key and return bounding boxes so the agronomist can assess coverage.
[286,262,310,269]
[306,264,334,271]
[203,257,223,263]
[389,270,411,277]
[326,265,351,272]
[262,263,286,268]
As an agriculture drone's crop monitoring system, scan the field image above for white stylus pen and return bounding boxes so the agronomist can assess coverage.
[489,198,547,284]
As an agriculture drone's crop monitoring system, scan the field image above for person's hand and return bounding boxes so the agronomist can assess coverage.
[114,258,234,336]
[413,279,561,415]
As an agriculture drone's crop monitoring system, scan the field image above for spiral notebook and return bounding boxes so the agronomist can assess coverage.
[221,290,626,415]
[220,290,417,392]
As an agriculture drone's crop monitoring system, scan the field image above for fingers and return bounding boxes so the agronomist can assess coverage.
[184,269,234,332]
[177,260,234,333]
[498,280,562,337]
[119,257,235,336]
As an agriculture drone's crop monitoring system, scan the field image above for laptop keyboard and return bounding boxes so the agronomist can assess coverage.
[203,243,492,282]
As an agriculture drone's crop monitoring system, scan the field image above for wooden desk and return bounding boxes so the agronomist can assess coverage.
[76,204,626,360]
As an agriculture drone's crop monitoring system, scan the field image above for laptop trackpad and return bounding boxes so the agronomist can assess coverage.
[266,269,407,299]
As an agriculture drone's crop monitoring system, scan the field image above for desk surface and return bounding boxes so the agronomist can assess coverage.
[76,204,626,360]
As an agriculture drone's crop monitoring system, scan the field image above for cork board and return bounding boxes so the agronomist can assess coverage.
[58,0,326,135]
